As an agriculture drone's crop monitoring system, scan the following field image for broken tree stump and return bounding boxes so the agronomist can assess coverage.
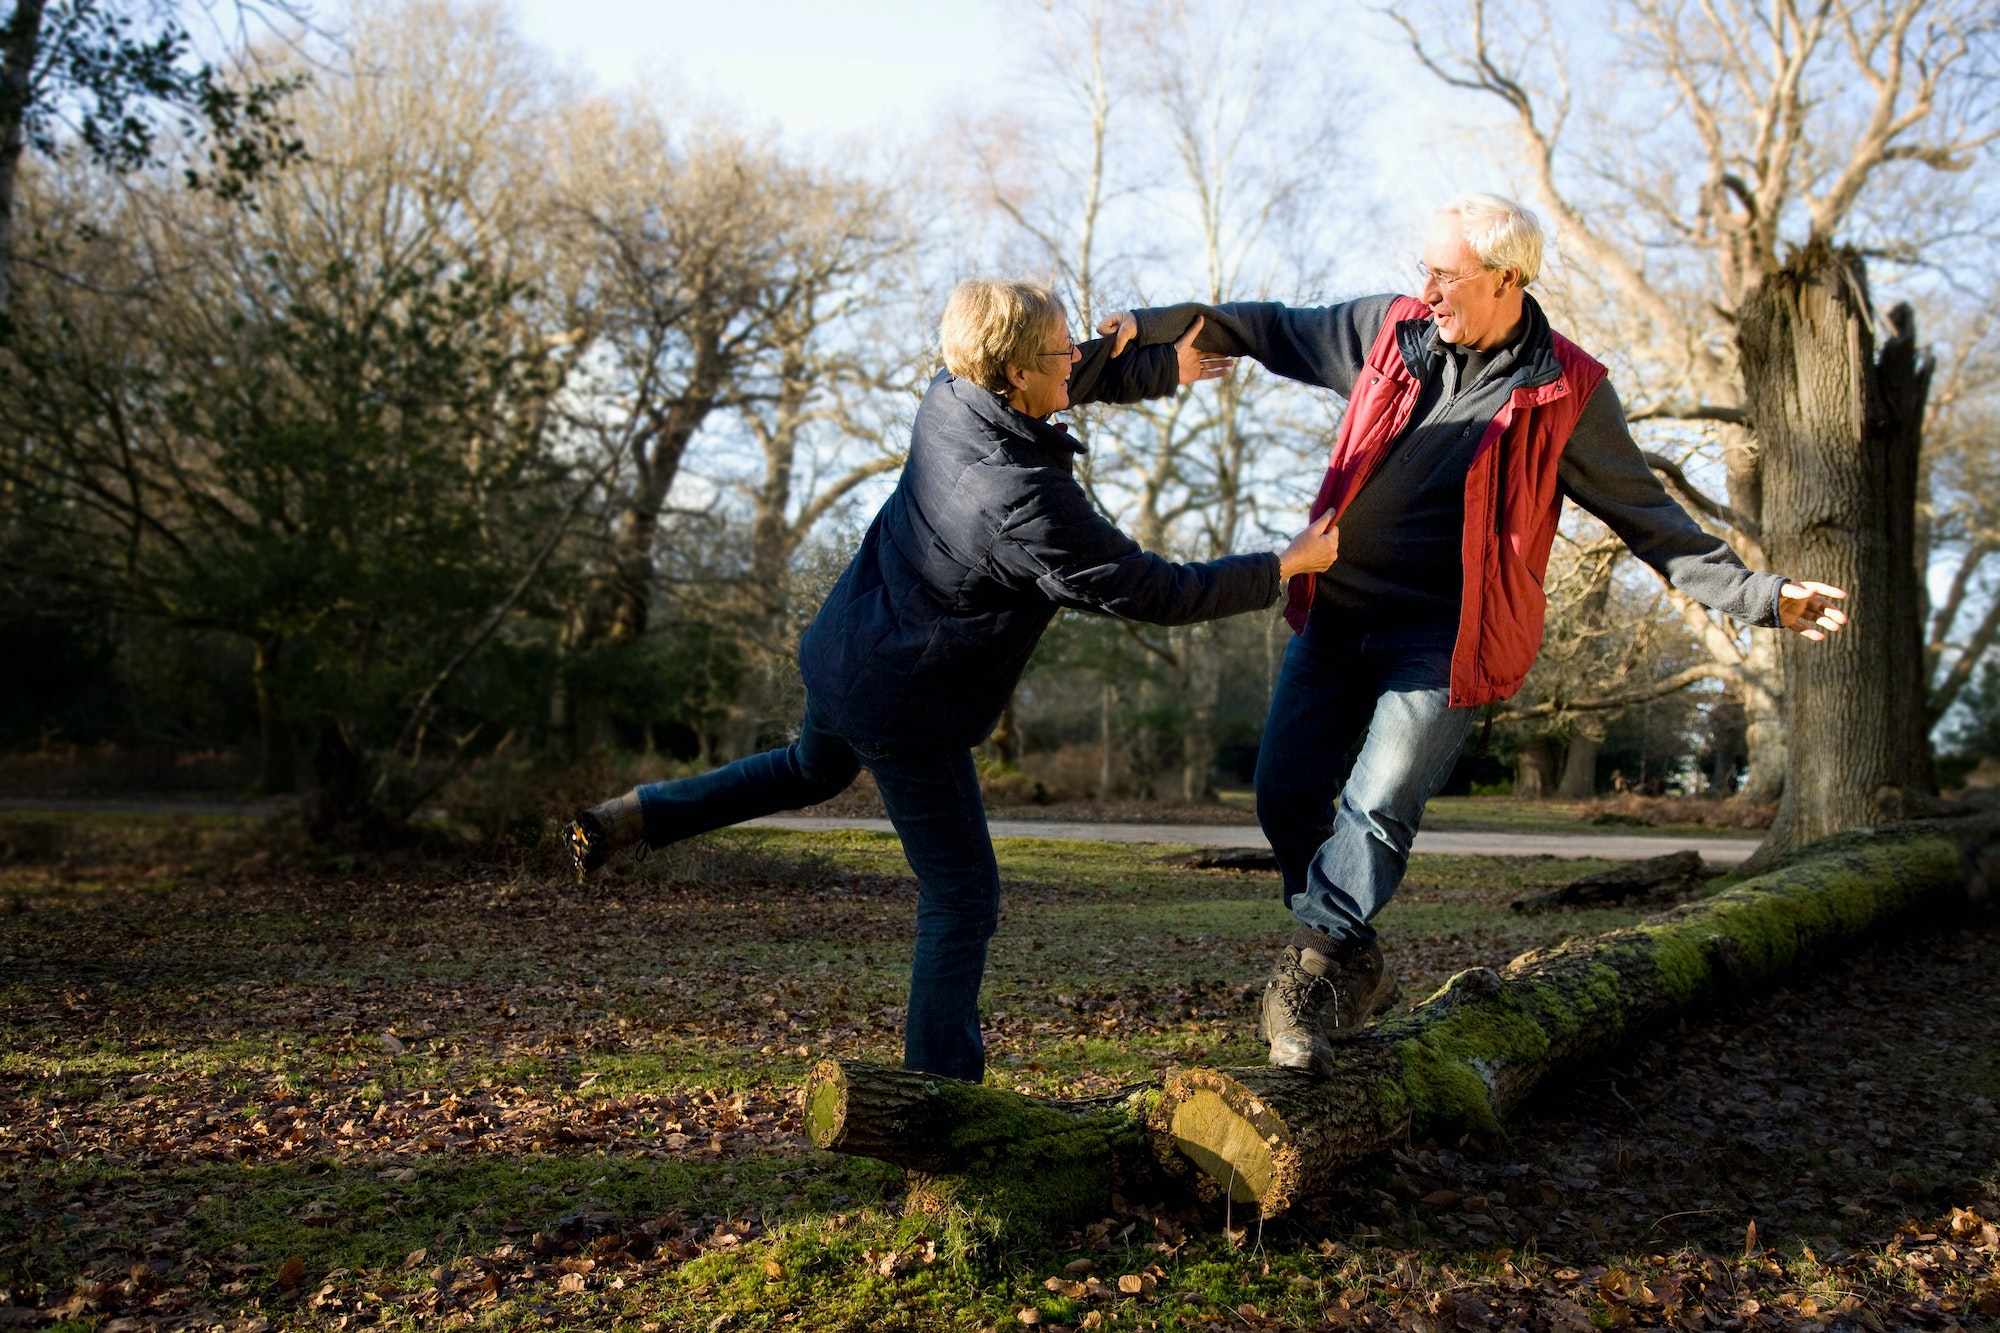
[802,1059,1159,1234]
[1156,821,1996,1217]
[1510,848,1714,913]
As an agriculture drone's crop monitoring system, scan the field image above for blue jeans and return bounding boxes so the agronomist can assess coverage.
[632,709,1000,1083]
[1254,617,1474,944]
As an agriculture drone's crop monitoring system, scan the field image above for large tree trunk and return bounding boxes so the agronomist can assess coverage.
[0,0,46,318]
[806,819,1996,1229]
[1738,246,1933,869]
[1512,735,1557,797]
[1734,634,1786,803]
[1554,728,1598,799]
[251,636,296,794]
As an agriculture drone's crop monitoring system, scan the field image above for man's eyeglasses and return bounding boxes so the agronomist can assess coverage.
[1035,343,1079,360]
[1417,262,1483,288]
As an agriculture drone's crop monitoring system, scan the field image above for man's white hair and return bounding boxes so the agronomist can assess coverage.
[1442,193,1544,287]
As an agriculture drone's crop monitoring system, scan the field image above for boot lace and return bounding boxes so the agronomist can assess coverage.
[1268,958,1335,1034]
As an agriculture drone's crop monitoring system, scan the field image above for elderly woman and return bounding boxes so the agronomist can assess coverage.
[566,277,1341,1082]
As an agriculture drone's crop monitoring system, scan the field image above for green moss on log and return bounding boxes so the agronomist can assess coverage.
[1157,826,1985,1216]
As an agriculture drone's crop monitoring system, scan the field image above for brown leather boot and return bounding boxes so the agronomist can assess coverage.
[563,790,645,880]
[1258,929,1395,1075]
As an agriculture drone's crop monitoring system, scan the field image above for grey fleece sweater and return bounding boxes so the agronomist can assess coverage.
[1132,294,1786,629]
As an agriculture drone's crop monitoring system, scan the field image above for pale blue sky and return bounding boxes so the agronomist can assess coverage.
[508,0,1029,140]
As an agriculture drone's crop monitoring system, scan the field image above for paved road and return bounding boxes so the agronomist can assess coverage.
[746,815,1762,865]
[0,798,1762,865]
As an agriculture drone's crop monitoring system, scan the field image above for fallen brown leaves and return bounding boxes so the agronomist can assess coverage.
[0,1068,803,1170]
[0,1185,800,1329]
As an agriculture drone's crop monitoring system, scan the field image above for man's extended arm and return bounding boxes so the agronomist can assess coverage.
[1123,295,1401,397]
[1560,380,1785,626]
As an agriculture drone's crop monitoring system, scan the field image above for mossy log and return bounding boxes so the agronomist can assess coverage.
[802,1059,1160,1235]
[1159,822,1997,1218]
[801,822,1996,1231]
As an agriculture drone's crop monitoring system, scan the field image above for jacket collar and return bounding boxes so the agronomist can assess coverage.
[940,370,1087,458]
[1392,292,1564,395]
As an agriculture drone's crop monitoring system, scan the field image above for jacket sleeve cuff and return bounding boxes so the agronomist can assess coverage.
[1767,576,1789,629]
[1134,303,1209,348]
[1264,553,1284,607]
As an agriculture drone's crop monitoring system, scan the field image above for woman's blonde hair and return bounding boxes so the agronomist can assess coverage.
[939,278,1068,394]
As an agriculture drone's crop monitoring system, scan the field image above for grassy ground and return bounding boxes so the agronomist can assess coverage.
[1,812,1994,1332]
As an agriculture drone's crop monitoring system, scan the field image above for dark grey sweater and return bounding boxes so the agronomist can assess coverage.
[1131,294,1785,628]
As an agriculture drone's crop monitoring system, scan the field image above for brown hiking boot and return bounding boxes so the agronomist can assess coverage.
[563,791,645,880]
[1258,930,1395,1075]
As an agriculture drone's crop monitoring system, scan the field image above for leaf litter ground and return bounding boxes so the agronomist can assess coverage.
[1,812,1995,1332]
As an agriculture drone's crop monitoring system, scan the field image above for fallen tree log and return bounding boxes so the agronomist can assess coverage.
[1509,848,1715,913]
[803,820,1998,1231]
[1158,821,1996,1217]
[801,1060,1159,1235]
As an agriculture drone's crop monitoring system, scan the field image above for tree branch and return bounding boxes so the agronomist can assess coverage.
[1500,661,1738,720]
[1628,404,1749,425]
[1929,592,2000,726]
[1642,450,1762,538]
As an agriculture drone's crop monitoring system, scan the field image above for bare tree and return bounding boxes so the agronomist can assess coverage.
[549,103,801,668]
[711,169,917,756]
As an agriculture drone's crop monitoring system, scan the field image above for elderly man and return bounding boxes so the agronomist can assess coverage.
[565,277,1341,1083]
[1100,193,1848,1076]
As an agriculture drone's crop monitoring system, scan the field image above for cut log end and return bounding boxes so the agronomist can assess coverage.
[1159,1067,1339,1216]
[802,1060,848,1150]
[1164,1077,1280,1206]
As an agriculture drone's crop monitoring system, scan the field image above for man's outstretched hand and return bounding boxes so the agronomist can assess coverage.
[1780,581,1849,641]
[1172,315,1235,385]
[1098,309,1233,384]
[1279,512,1340,581]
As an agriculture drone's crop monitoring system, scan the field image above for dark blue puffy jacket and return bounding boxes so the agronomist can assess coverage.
[798,336,1282,748]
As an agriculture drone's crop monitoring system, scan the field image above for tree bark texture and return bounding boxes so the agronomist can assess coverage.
[0,0,48,317]
[1738,246,1934,866]
[804,820,1995,1230]
[1555,730,1599,799]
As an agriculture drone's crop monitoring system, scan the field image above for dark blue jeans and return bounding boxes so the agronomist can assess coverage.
[1254,616,1474,944]
[632,709,1000,1083]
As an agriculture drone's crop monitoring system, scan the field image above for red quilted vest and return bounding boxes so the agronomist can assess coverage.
[1284,296,1608,708]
